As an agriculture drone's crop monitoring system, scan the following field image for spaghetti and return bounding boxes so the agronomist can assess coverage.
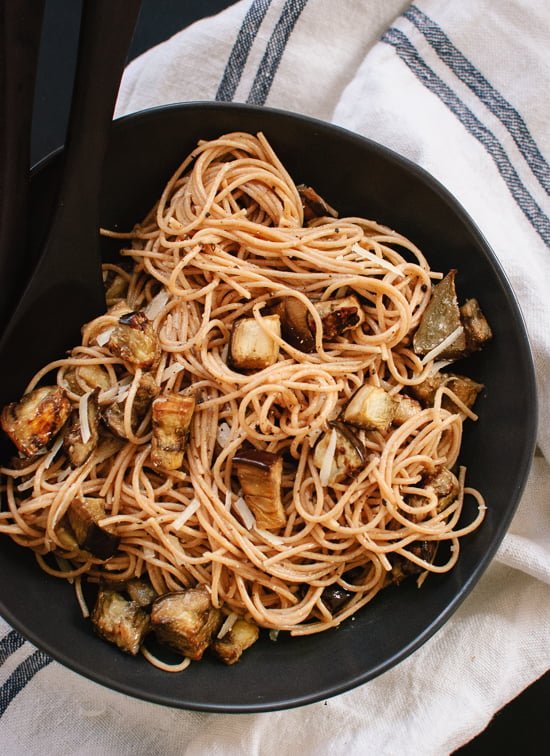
[0,132,486,648]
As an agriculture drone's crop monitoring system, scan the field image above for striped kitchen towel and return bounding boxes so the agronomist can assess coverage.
[1,1,549,754]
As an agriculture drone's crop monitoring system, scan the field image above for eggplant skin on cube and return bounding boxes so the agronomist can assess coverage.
[92,589,150,655]
[233,448,286,530]
[211,619,260,665]
[1,386,71,456]
[67,497,120,560]
[229,315,281,370]
[151,587,222,661]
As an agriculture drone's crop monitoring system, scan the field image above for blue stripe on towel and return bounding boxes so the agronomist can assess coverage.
[405,5,550,195]
[0,650,52,718]
[216,0,272,102]
[381,27,550,247]
[0,630,26,665]
[246,0,309,105]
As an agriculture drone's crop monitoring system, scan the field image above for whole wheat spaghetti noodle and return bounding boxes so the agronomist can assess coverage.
[0,132,486,659]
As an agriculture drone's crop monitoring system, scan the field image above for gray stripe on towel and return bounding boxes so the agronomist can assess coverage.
[382,27,550,247]
[216,0,272,102]
[405,4,550,195]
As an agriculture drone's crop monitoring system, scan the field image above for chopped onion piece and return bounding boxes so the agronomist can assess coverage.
[145,289,170,320]
[255,528,284,545]
[319,427,337,486]
[352,244,405,277]
[216,422,232,448]
[143,546,155,560]
[17,477,36,492]
[171,499,200,531]
[217,612,239,639]
[234,496,256,530]
[44,434,64,469]
[162,363,184,382]
[79,391,92,443]
[421,326,464,365]
[75,576,90,617]
[116,385,130,403]
[96,327,114,346]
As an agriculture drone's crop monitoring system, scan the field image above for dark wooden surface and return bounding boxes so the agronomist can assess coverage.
[30,1,549,749]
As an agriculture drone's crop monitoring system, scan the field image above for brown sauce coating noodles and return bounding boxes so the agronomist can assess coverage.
[0,132,486,637]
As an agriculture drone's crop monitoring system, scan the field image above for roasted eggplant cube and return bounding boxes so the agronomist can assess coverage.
[151,588,222,660]
[344,385,395,432]
[67,497,120,560]
[392,394,422,427]
[313,422,366,485]
[64,364,111,395]
[233,449,286,530]
[460,298,493,353]
[92,589,149,655]
[413,270,467,358]
[389,541,437,585]
[410,373,483,412]
[427,467,459,513]
[313,295,365,340]
[63,389,100,466]
[104,269,129,306]
[229,315,281,370]
[126,578,158,608]
[151,394,195,470]
[212,619,260,665]
[297,184,338,222]
[105,373,159,438]
[1,386,71,456]
[270,298,315,352]
[108,310,160,370]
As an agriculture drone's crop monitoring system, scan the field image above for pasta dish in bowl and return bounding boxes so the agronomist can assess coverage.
[0,103,536,711]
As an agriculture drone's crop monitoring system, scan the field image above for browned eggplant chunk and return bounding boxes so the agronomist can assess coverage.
[108,310,160,370]
[405,466,459,521]
[151,587,222,660]
[413,270,467,358]
[392,394,422,427]
[1,386,71,456]
[92,589,149,655]
[64,364,111,395]
[103,269,129,306]
[67,497,120,560]
[126,578,158,608]
[389,541,438,585]
[105,373,160,439]
[312,295,365,340]
[410,372,483,412]
[426,467,459,513]
[460,298,493,353]
[269,298,315,352]
[63,389,100,466]
[233,448,286,530]
[151,393,196,470]
[211,618,260,665]
[343,384,396,432]
[321,584,354,612]
[313,421,366,485]
[229,315,281,370]
[297,184,338,222]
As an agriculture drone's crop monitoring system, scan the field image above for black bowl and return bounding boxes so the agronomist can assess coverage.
[0,102,537,712]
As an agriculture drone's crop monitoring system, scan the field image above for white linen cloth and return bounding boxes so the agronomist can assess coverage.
[1,1,549,753]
